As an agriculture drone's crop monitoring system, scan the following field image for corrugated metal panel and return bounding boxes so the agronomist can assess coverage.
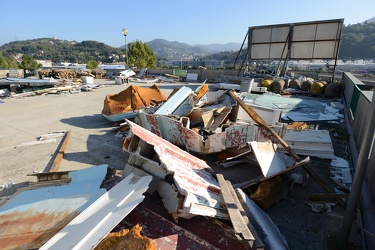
[123,120,227,219]
[40,173,152,250]
[154,86,192,115]
[0,164,108,250]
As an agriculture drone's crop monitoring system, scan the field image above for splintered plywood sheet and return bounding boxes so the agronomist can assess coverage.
[249,141,295,177]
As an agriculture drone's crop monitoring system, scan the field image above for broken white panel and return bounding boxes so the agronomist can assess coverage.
[172,93,196,117]
[235,188,290,250]
[40,173,152,250]
[284,111,339,122]
[123,164,159,194]
[277,129,335,159]
[155,86,193,115]
[237,103,282,126]
[307,202,336,213]
[157,181,181,215]
[331,157,352,185]
[119,69,136,77]
[123,120,227,219]
[250,141,296,177]
[16,138,56,147]
[205,90,227,103]
[127,150,172,179]
[186,73,198,81]
[215,82,241,91]
[38,131,67,141]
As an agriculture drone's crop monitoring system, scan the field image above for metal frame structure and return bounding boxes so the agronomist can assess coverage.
[235,19,344,80]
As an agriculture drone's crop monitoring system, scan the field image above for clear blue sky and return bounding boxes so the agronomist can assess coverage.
[1,0,374,47]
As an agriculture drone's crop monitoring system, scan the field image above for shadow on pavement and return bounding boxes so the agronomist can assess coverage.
[60,113,114,129]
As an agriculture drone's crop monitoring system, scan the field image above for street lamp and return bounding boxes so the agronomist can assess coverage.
[121,28,128,68]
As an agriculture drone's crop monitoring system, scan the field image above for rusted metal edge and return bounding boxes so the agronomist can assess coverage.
[49,129,72,172]
[40,173,152,249]
[217,174,255,245]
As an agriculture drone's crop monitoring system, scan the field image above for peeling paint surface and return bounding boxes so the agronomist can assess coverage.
[40,173,152,250]
[125,120,226,217]
[138,112,282,154]
[0,164,108,250]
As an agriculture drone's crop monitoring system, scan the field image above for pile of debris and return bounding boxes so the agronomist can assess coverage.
[101,84,167,122]
[0,80,352,249]
[41,68,106,79]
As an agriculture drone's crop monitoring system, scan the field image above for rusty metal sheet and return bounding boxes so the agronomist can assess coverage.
[121,194,252,250]
[40,173,152,250]
[0,164,108,250]
[124,120,227,219]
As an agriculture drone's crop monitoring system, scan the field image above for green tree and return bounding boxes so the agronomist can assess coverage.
[86,60,98,69]
[0,52,17,69]
[127,40,156,68]
[0,52,9,69]
[19,54,42,69]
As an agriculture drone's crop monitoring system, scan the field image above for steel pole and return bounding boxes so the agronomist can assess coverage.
[125,35,128,67]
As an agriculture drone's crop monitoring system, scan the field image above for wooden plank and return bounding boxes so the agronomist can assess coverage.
[330,177,350,192]
[217,174,255,243]
[226,180,264,249]
[50,129,72,172]
[234,157,309,189]
[308,193,349,201]
[303,165,346,207]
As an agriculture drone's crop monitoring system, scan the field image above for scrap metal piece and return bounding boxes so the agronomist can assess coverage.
[123,120,227,219]
[154,86,192,115]
[50,129,72,172]
[40,173,152,250]
[0,164,108,250]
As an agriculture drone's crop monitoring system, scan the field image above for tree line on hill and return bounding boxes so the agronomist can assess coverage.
[0,22,374,70]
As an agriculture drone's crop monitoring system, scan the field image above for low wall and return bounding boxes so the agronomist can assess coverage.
[0,69,23,78]
[342,72,375,248]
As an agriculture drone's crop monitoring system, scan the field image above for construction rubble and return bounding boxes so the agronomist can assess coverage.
[0,79,354,250]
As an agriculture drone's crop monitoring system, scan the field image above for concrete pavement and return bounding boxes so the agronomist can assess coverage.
[0,78,204,197]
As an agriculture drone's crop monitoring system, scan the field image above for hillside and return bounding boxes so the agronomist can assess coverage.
[0,21,374,64]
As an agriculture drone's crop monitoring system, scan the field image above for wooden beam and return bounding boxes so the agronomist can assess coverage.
[329,177,350,193]
[217,174,255,246]
[49,129,72,172]
[303,165,346,207]
[307,192,349,201]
